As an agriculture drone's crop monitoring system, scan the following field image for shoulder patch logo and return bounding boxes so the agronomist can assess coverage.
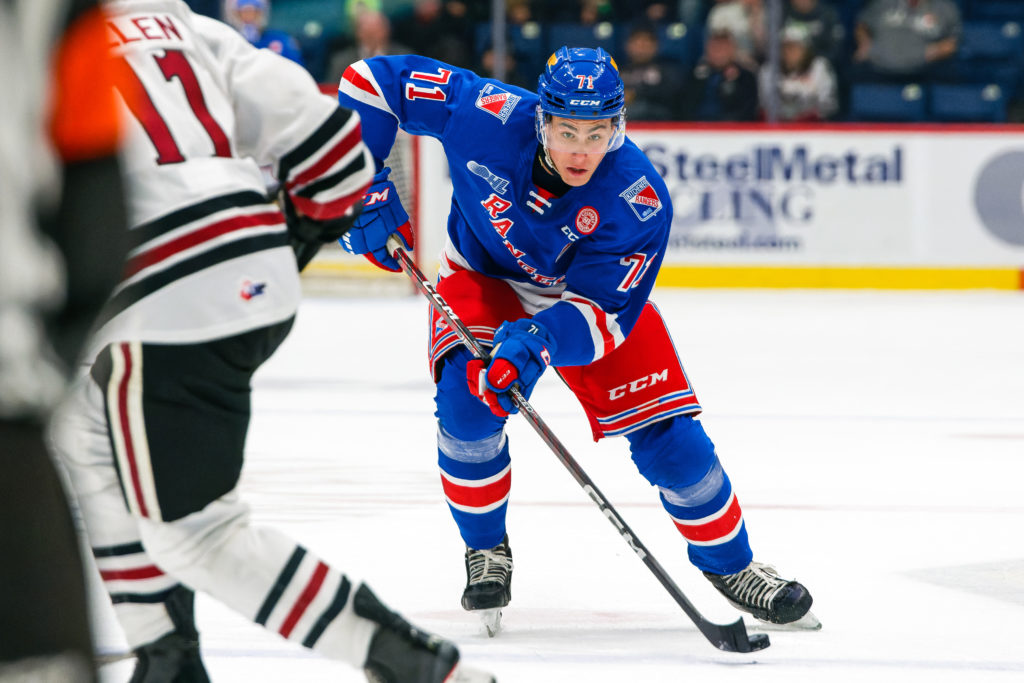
[575,206,600,234]
[619,176,663,222]
[475,83,521,124]
[467,161,510,194]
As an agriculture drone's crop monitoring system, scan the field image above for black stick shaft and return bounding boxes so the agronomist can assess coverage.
[385,235,768,653]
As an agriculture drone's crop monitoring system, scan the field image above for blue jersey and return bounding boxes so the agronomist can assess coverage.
[338,55,672,367]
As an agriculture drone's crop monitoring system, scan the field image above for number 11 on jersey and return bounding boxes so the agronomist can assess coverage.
[118,49,231,164]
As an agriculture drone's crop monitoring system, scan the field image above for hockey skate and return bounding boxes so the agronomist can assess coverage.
[704,561,821,630]
[129,632,209,683]
[461,535,513,637]
[129,587,210,683]
[357,583,496,683]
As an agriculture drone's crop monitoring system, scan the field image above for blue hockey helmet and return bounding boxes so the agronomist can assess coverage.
[536,47,626,153]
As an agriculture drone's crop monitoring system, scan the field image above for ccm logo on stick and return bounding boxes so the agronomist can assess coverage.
[608,369,668,400]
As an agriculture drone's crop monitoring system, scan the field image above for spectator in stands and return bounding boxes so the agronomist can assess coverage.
[345,0,382,22]
[224,0,304,67]
[636,1,680,22]
[619,23,687,120]
[612,0,681,22]
[477,46,533,89]
[540,0,619,23]
[327,9,411,85]
[506,0,535,24]
[705,0,766,67]
[680,26,760,120]
[392,0,473,68]
[545,0,676,23]
[759,23,838,120]
[784,0,845,66]
[853,0,962,82]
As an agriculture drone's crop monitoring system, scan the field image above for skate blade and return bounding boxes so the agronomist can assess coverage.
[746,611,822,631]
[477,608,502,637]
[447,663,497,683]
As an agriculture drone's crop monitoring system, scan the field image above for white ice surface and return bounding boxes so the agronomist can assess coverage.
[95,288,1024,682]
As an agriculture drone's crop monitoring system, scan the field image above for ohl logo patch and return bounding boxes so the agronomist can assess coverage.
[575,206,599,234]
[619,176,663,222]
[475,84,521,124]
[240,280,267,301]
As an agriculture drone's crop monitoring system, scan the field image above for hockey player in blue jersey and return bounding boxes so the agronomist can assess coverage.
[338,47,816,632]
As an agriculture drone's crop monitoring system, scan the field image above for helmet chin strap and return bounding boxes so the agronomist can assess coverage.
[540,145,558,176]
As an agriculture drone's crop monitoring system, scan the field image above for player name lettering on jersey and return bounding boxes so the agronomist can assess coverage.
[107,14,184,47]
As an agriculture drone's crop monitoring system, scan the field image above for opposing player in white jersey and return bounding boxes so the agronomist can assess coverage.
[337,48,817,633]
[50,1,495,681]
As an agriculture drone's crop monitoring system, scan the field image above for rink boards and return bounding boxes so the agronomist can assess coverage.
[409,123,1024,290]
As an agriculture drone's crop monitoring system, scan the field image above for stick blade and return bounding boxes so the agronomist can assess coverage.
[703,616,771,652]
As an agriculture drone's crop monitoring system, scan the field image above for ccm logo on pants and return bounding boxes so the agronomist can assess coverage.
[608,369,669,400]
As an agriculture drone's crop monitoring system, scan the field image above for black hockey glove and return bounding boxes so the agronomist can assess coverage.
[282,191,362,271]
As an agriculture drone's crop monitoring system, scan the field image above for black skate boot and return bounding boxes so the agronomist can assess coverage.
[357,583,495,683]
[129,586,210,683]
[704,561,819,628]
[461,535,513,611]
[461,535,512,637]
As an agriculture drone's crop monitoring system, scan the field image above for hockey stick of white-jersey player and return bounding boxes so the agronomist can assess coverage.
[385,235,771,654]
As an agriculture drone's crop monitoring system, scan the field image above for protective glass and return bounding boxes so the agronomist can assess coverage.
[535,107,626,155]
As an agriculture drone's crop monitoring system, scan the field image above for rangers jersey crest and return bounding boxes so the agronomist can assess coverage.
[619,176,662,222]
[475,84,521,123]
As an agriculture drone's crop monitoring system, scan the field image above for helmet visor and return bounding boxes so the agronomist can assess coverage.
[536,107,626,154]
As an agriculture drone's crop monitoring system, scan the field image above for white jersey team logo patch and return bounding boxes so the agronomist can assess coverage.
[575,206,599,234]
[475,84,521,124]
[619,176,663,222]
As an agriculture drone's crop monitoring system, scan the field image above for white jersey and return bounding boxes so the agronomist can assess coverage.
[88,0,372,359]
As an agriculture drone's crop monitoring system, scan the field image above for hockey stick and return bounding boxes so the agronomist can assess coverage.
[385,235,770,654]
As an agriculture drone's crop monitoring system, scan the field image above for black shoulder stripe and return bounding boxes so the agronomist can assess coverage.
[293,153,367,200]
[131,190,269,248]
[278,107,354,183]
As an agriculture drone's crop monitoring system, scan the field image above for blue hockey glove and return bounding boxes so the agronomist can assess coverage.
[467,319,557,417]
[339,167,414,272]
